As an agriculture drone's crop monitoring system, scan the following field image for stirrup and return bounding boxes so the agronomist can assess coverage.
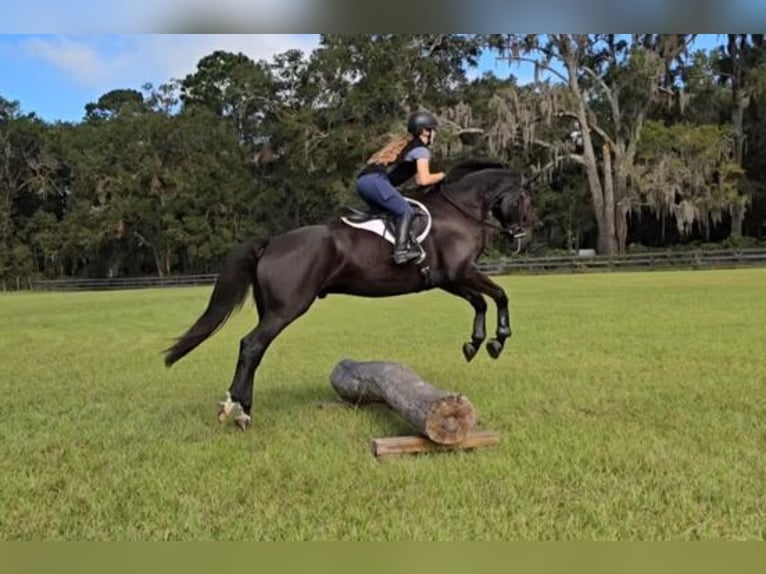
[392,242,424,265]
[393,250,420,264]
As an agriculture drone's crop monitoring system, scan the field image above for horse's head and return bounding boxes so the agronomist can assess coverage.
[490,178,533,239]
[439,162,535,253]
[467,168,534,252]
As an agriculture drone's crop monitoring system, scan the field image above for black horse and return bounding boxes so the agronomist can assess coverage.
[164,160,534,429]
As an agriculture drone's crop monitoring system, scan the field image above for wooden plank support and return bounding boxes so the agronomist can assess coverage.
[371,430,501,459]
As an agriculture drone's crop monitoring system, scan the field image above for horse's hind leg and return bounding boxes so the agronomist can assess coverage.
[220,293,315,430]
[219,226,336,430]
[218,233,330,429]
[220,312,292,430]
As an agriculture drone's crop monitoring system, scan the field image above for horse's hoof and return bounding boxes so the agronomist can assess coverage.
[462,342,478,362]
[486,339,504,359]
[234,414,251,431]
[217,396,235,423]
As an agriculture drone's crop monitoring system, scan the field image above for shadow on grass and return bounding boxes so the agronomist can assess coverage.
[154,377,415,438]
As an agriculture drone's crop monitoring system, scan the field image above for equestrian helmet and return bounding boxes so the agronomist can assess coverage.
[407,111,439,135]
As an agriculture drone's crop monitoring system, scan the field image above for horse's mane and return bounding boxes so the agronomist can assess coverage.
[407,158,517,199]
[443,158,508,185]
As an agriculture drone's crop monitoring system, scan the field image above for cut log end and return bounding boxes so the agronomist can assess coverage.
[425,395,476,445]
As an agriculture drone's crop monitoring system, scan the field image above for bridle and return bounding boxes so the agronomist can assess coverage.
[440,185,528,240]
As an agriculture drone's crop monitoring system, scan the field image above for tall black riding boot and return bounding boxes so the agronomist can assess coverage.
[392,211,421,265]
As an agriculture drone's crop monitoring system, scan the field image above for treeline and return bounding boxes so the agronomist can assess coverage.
[2,34,766,288]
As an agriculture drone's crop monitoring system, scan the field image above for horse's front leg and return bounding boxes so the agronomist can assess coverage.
[440,284,488,362]
[458,269,512,359]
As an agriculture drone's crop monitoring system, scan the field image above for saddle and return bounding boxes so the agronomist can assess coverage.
[340,198,432,263]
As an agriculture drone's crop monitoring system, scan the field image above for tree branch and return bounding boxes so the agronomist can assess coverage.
[506,56,569,84]
[133,231,152,248]
[586,121,616,150]
[425,35,446,58]
[556,111,616,149]
[567,153,586,165]
[626,107,647,161]
[580,64,621,134]
[530,138,585,165]
[628,74,662,159]
[531,138,561,151]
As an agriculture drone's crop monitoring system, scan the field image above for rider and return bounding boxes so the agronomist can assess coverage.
[355,111,446,264]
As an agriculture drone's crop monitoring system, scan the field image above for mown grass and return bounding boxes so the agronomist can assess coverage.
[1,269,765,540]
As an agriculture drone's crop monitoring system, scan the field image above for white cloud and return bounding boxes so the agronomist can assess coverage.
[142,35,321,82]
[23,36,126,88]
[21,34,321,91]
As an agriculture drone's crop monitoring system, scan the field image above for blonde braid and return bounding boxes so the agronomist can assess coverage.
[365,134,413,166]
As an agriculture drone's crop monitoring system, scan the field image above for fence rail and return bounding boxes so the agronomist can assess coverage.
[28,248,766,292]
[31,274,218,291]
[476,248,766,275]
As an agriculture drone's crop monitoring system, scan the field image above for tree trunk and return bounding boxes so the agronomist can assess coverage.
[601,143,620,254]
[729,34,749,240]
[614,176,630,253]
[152,248,163,277]
[731,92,749,240]
[731,201,746,240]
[582,144,616,255]
[732,95,747,166]
[577,114,617,254]
[329,359,476,445]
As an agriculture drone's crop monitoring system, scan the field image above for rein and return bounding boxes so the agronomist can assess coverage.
[439,184,527,241]
[439,186,508,232]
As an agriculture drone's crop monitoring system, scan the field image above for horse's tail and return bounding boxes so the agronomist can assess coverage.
[164,239,268,367]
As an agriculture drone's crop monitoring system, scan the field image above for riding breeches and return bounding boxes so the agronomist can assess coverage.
[355,172,413,217]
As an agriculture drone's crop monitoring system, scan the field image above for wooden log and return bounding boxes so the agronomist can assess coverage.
[371,430,501,459]
[329,359,476,445]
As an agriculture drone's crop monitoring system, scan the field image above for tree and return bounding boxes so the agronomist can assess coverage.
[0,97,61,286]
[632,121,744,242]
[84,88,146,120]
[483,34,697,254]
[712,35,766,237]
[179,50,275,149]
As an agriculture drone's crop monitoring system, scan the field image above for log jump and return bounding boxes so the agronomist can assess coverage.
[329,358,500,458]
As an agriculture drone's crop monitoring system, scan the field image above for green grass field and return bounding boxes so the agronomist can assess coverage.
[1,269,765,540]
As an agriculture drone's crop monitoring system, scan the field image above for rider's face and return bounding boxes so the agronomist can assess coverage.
[421,129,436,145]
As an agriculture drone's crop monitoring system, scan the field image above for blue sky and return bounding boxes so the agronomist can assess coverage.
[0,34,724,124]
